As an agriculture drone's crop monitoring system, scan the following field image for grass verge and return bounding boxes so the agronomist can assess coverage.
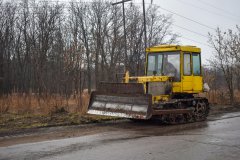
[0,112,120,133]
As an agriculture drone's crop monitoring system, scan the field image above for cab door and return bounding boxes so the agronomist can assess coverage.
[192,53,203,92]
[182,52,193,92]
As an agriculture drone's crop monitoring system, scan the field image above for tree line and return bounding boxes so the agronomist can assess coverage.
[0,0,177,96]
[1,0,239,105]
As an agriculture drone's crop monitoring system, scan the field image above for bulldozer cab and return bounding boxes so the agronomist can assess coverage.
[87,45,203,120]
[146,45,202,94]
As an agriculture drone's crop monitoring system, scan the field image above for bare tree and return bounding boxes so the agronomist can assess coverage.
[208,27,239,104]
[70,2,93,93]
[0,1,17,94]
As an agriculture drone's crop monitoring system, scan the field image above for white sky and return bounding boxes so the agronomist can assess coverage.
[131,0,240,64]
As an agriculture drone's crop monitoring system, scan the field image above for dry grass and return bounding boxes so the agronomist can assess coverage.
[1,89,239,114]
[1,87,240,116]
[205,90,240,105]
[0,91,121,133]
[0,91,90,114]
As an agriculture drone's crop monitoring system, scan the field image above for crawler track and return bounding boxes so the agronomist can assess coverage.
[152,98,210,124]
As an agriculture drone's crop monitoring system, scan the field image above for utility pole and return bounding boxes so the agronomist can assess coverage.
[111,0,132,70]
[142,0,147,50]
[112,0,148,72]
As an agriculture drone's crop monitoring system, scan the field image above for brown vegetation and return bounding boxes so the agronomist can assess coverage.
[0,91,89,114]
[206,90,240,105]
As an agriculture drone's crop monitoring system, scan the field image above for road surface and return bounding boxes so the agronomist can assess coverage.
[0,112,240,160]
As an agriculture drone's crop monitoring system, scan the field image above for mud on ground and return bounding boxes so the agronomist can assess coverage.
[0,104,239,138]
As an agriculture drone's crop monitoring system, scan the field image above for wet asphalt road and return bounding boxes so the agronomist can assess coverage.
[1,112,240,160]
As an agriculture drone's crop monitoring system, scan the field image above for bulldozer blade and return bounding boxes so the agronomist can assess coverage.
[87,83,152,119]
[87,92,152,119]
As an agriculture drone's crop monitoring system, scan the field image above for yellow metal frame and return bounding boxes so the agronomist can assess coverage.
[124,71,171,103]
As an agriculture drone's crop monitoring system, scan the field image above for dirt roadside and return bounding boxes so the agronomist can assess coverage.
[0,112,120,134]
[0,104,239,147]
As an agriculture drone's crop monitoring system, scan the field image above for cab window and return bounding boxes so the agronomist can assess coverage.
[184,53,191,75]
[147,52,180,81]
[192,53,201,75]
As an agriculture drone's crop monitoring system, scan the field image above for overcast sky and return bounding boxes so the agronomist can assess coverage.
[129,0,240,64]
[7,0,240,64]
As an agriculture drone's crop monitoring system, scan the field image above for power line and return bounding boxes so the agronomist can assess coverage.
[172,24,208,38]
[158,6,215,31]
[181,36,212,48]
[177,0,239,23]
[198,0,240,19]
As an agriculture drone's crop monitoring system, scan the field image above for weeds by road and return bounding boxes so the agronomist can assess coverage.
[0,112,120,134]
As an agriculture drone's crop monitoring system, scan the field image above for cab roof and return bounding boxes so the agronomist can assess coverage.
[146,45,201,53]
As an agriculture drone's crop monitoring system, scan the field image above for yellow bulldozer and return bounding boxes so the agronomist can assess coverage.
[87,45,209,124]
